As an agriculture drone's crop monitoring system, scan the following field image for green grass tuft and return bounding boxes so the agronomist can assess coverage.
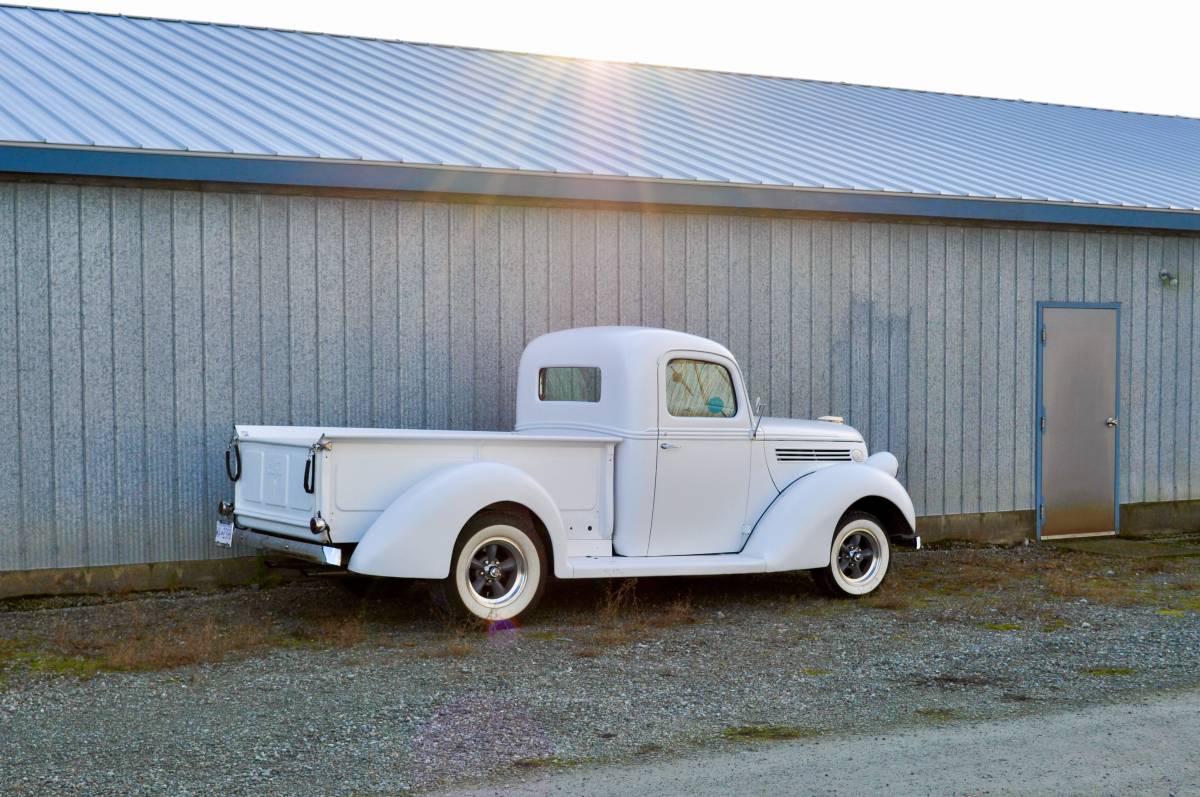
[1081,666,1135,677]
[723,724,819,741]
[983,622,1022,631]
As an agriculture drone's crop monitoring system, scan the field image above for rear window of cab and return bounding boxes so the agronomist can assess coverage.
[538,367,601,402]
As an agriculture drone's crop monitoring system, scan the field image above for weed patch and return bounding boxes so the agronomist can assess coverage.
[983,622,1022,631]
[723,724,820,741]
[1081,667,1135,677]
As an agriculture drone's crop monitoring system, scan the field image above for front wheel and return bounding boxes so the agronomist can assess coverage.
[812,511,891,597]
[443,511,548,622]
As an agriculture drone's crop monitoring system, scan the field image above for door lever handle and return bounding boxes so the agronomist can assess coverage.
[1105,417,1119,428]
[659,442,679,450]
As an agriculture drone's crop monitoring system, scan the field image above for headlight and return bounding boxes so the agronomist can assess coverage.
[851,448,866,463]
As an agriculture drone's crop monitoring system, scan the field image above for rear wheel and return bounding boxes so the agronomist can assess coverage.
[813,511,890,597]
[443,511,548,622]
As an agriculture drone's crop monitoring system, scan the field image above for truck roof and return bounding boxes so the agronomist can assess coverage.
[515,326,744,436]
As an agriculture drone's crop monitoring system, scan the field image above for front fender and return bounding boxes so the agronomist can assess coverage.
[347,461,568,580]
[742,460,916,571]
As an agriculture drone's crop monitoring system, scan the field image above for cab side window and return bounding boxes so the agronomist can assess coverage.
[665,359,737,418]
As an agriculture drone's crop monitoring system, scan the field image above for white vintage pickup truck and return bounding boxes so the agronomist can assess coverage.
[217,327,918,620]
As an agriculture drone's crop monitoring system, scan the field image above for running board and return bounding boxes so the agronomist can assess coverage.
[566,553,767,579]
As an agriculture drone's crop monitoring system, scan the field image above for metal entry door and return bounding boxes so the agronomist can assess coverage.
[1037,304,1120,538]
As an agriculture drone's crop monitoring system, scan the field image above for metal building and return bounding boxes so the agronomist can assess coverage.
[0,6,1198,578]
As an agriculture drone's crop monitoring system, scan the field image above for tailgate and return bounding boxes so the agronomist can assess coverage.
[232,426,319,539]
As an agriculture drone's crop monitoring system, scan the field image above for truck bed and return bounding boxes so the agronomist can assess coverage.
[231,425,617,549]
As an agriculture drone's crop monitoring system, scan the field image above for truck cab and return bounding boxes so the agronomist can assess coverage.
[220,326,917,621]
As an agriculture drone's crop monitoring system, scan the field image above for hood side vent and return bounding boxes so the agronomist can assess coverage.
[775,448,852,462]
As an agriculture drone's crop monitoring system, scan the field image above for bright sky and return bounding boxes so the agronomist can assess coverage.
[46,0,1200,119]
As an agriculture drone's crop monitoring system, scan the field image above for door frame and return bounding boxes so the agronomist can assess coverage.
[1034,301,1121,540]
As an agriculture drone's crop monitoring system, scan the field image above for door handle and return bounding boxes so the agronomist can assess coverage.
[659,442,679,450]
[1105,417,1119,428]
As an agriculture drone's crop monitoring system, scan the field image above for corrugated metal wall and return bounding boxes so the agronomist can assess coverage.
[1,179,1198,571]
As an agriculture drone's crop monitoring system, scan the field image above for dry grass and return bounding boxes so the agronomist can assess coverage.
[722,724,820,741]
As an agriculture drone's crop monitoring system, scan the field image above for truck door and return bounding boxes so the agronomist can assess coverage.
[648,354,752,555]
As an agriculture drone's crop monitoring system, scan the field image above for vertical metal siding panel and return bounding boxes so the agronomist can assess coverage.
[1084,233,1101,302]
[259,196,290,425]
[924,227,946,516]
[868,224,889,453]
[288,197,318,425]
[1114,234,1132,504]
[170,190,203,563]
[498,206,523,429]
[315,198,346,426]
[48,186,85,568]
[905,226,927,514]
[113,188,147,566]
[663,214,686,332]
[618,211,642,326]
[595,210,619,326]
[1172,237,1191,500]
[81,186,116,565]
[371,200,400,428]
[523,206,549,341]
[230,194,262,425]
[979,229,1000,513]
[829,222,852,425]
[423,203,450,428]
[726,216,750,371]
[547,208,572,332]
[887,225,908,484]
[448,203,477,429]
[398,202,426,428]
[960,228,982,515]
[995,230,1017,512]
[849,223,870,438]
[1160,238,1179,500]
[1067,231,1086,300]
[707,215,730,349]
[791,220,812,418]
[943,227,964,515]
[199,193,233,562]
[746,217,771,402]
[640,213,665,329]
[1189,239,1200,500]
[0,184,16,570]
[1126,236,1147,503]
[571,210,596,328]
[1100,234,1118,300]
[1144,238,1162,500]
[142,190,175,565]
[1049,232,1069,301]
[17,184,53,569]
[342,200,372,426]
[473,205,500,430]
[686,214,707,336]
[769,219,791,414]
[1014,230,1035,510]
[809,222,832,416]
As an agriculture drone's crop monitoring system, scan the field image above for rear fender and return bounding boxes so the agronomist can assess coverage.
[743,461,916,571]
[347,461,568,579]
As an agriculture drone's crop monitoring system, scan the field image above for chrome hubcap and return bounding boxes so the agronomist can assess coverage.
[467,537,526,605]
[836,530,878,583]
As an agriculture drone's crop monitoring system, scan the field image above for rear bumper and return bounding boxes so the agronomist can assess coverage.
[234,525,345,568]
[891,533,922,551]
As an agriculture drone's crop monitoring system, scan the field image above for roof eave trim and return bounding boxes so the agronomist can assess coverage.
[1,144,1197,232]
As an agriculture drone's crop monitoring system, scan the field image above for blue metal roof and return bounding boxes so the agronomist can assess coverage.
[1,5,1199,229]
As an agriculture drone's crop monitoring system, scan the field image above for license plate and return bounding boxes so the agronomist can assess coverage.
[215,519,234,547]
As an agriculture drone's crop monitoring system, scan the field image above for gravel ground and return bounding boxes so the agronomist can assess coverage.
[0,537,1198,795]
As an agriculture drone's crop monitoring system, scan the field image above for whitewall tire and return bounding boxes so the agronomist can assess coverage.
[445,511,548,622]
[813,511,890,597]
